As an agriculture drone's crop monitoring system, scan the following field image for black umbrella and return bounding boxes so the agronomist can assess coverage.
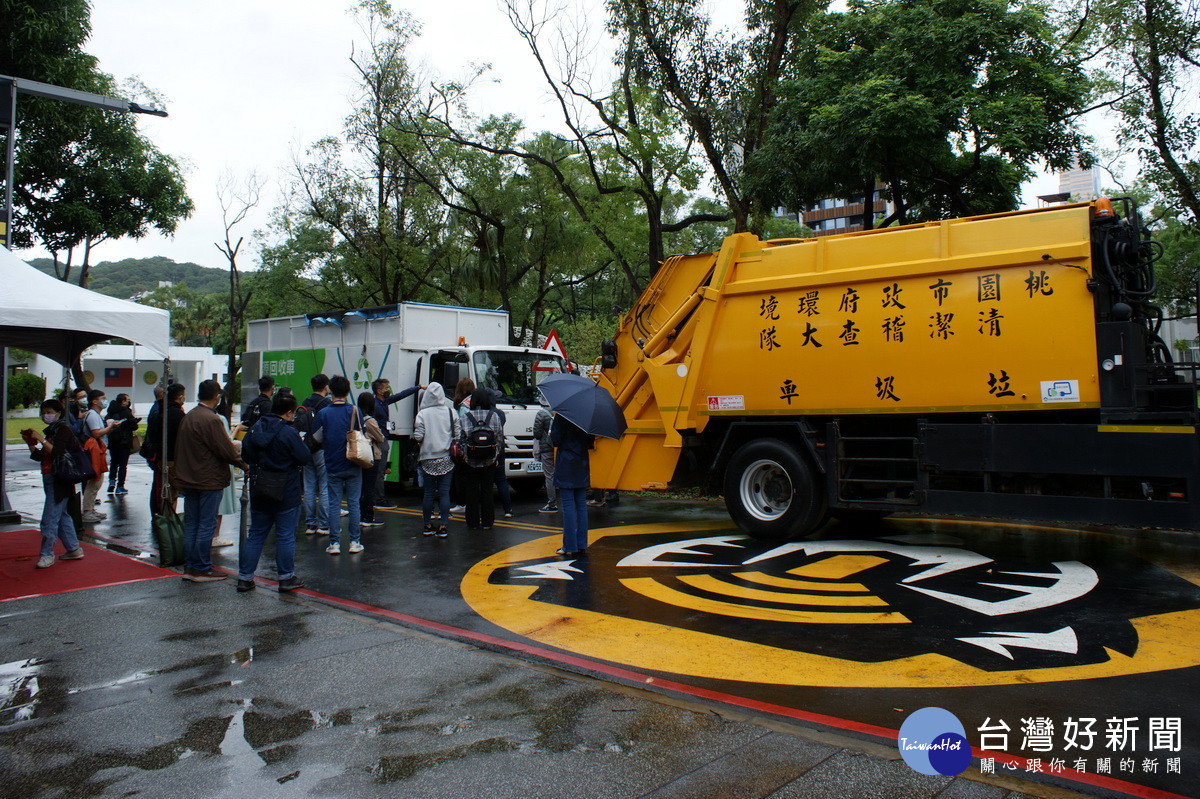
[537,373,627,440]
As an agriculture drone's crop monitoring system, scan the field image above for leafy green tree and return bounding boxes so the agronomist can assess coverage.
[606,0,820,234]
[1,1,193,284]
[752,0,1093,225]
[1084,0,1199,224]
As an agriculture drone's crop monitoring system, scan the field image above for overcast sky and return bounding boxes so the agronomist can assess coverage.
[22,0,1068,271]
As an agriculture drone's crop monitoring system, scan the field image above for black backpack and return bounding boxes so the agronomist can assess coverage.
[293,404,314,435]
[465,410,499,464]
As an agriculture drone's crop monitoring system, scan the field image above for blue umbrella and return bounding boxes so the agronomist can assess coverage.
[537,373,627,440]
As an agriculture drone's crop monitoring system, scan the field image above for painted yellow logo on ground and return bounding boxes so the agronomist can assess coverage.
[461,522,1200,688]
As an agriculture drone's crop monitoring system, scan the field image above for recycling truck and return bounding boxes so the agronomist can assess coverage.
[589,198,1200,538]
[244,302,567,485]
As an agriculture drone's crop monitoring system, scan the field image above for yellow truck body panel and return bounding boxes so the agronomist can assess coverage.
[593,203,1103,491]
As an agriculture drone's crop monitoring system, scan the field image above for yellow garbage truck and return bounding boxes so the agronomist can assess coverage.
[589,199,1200,538]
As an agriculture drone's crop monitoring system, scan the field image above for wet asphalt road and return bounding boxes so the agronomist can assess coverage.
[3,448,1197,797]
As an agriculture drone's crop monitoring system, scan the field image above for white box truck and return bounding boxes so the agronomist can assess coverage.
[243,302,567,485]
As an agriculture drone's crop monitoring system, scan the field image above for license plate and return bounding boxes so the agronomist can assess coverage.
[526,461,544,473]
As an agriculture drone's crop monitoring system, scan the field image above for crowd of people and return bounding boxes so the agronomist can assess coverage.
[22,371,599,587]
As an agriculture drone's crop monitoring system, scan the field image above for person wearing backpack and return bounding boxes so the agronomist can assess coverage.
[21,399,86,569]
[460,388,504,530]
[237,392,311,593]
[413,382,460,537]
[299,373,331,536]
[238,376,275,432]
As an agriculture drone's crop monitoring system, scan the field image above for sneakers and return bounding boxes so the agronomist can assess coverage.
[347,541,364,554]
[60,548,85,561]
[325,543,341,555]
[539,503,558,513]
[114,486,129,496]
[236,578,256,593]
[211,538,235,547]
[81,511,105,523]
[422,524,436,537]
[278,576,304,593]
[436,527,448,539]
[360,520,384,528]
[586,499,605,507]
[305,527,319,536]
[182,568,227,582]
[449,505,466,514]
[340,509,349,517]
[36,554,54,569]
[374,503,397,510]
[107,484,116,494]
[503,511,514,519]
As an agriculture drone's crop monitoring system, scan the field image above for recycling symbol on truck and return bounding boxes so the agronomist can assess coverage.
[462,523,1200,688]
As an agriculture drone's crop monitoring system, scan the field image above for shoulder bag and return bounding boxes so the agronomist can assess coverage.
[346,408,375,469]
[251,467,290,503]
[448,408,467,464]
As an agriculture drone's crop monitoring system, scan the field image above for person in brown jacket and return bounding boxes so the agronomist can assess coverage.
[173,379,247,582]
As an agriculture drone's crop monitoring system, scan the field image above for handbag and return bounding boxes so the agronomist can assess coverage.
[448,408,467,464]
[250,467,290,503]
[130,432,142,454]
[152,509,185,567]
[346,408,375,469]
[53,448,96,484]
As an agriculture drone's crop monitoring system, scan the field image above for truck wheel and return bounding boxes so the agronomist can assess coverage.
[723,439,826,540]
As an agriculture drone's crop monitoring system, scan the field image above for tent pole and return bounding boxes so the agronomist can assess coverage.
[0,347,20,523]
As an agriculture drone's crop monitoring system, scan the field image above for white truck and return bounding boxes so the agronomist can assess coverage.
[243,302,568,485]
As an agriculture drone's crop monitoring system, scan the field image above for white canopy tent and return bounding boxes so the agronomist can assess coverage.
[0,246,170,522]
[0,245,169,362]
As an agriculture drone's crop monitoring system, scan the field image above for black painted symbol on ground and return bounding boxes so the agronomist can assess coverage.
[485,535,1200,672]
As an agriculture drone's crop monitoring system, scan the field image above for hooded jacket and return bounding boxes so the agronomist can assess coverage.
[413,382,460,462]
[242,414,311,508]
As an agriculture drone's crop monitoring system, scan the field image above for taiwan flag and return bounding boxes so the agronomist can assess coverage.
[104,367,133,387]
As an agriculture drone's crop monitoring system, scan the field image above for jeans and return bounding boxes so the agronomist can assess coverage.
[375,437,390,499]
[326,469,362,545]
[492,460,512,513]
[108,444,131,488]
[560,487,588,552]
[40,474,80,558]
[239,502,301,581]
[361,459,381,522]
[462,465,494,528]
[537,448,556,504]
[302,449,328,531]
[182,488,223,572]
[421,468,451,526]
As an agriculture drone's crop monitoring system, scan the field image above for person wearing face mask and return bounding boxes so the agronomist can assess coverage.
[104,393,140,496]
[80,390,120,524]
[21,399,86,569]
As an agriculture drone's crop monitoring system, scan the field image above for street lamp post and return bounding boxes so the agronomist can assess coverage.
[0,75,168,523]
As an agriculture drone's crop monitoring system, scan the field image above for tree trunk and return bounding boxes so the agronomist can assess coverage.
[861,178,875,231]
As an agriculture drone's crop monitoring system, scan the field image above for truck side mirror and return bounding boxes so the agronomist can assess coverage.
[601,339,618,370]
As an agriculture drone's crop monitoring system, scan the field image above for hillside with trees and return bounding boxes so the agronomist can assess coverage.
[25,256,229,300]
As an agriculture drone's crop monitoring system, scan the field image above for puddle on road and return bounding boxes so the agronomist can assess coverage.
[0,658,49,725]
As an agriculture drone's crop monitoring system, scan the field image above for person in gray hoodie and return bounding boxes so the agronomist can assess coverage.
[412,382,460,537]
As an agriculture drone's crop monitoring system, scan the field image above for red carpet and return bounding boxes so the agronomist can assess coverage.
[0,529,175,602]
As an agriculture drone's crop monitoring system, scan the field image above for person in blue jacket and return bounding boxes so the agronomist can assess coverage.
[238,393,311,593]
[550,414,594,556]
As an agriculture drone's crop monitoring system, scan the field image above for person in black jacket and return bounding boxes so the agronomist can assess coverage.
[145,383,186,517]
[105,393,140,496]
[239,376,276,432]
[237,392,311,593]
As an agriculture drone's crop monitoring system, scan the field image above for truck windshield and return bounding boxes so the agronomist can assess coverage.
[473,350,566,404]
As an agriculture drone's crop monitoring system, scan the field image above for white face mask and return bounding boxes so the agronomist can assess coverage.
[42,413,60,425]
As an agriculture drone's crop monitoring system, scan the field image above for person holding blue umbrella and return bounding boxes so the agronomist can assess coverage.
[537,373,626,556]
[550,414,594,556]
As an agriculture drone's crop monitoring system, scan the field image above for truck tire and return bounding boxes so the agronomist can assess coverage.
[723,439,826,540]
